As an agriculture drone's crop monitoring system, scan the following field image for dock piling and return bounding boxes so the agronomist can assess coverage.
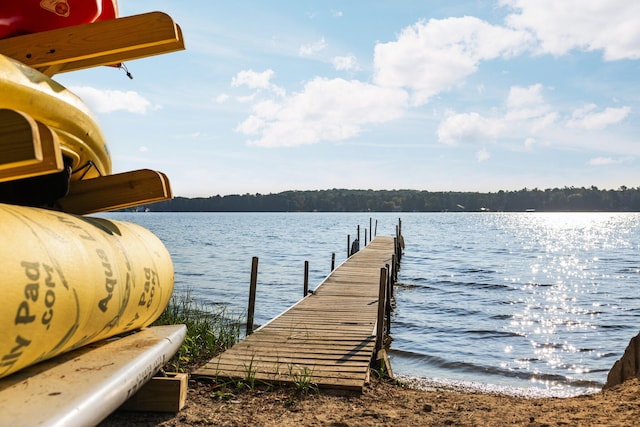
[347,234,350,258]
[375,267,388,354]
[246,256,258,336]
[303,260,309,297]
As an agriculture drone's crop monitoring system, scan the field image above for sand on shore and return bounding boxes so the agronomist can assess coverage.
[100,375,640,426]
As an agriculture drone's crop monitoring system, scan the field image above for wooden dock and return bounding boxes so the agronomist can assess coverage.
[193,235,398,392]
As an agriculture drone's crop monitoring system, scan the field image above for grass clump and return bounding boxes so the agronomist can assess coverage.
[288,365,318,395]
[152,289,241,372]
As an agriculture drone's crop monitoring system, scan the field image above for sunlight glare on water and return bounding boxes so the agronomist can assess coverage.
[507,214,635,392]
[391,212,640,397]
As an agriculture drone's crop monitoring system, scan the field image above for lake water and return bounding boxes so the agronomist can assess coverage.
[101,211,640,397]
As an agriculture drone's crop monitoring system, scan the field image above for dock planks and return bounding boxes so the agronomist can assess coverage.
[193,236,397,391]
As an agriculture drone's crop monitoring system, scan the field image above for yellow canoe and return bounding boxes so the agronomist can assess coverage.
[0,53,111,180]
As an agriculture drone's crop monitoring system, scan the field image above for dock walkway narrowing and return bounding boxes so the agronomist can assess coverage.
[193,236,397,391]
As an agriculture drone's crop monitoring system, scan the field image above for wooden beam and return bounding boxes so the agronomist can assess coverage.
[0,109,42,169]
[57,169,172,215]
[42,25,185,76]
[120,373,188,413]
[0,12,185,76]
[0,111,64,182]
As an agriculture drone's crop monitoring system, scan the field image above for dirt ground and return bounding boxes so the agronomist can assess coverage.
[100,375,640,426]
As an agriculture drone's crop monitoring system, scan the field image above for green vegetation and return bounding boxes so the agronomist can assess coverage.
[145,186,640,212]
[241,354,258,391]
[151,290,241,372]
[288,365,318,395]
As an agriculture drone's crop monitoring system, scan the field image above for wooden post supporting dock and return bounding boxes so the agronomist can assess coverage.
[375,267,387,354]
[303,260,309,297]
[246,257,259,336]
[347,234,351,258]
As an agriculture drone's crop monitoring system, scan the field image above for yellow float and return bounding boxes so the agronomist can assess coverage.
[0,53,111,180]
[0,203,174,379]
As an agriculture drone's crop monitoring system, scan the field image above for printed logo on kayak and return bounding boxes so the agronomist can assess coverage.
[40,0,71,18]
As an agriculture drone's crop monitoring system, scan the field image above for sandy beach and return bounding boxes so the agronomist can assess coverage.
[100,375,640,426]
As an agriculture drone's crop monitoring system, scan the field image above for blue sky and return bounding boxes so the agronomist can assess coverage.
[56,0,639,197]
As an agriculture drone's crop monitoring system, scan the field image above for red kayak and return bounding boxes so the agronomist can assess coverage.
[0,0,118,39]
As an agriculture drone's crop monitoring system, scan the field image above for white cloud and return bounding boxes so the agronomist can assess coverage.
[231,6,636,155]
[215,93,230,103]
[438,84,558,145]
[299,37,327,57]
[501,0,640,60]
[235,78,408,147]
[437,82,631,155]
[235,115,264,135]
[371,1,640,111]
[476,148,491,162]
[232,69,275,89]
[506,83,544,110]
[231,69,286,98]
[373,16,532,105]
[505,84,558,131]
[567,105,631,130]
[251,100,282,120]
[70,86,154,114]
[237,94,257,103]
[437,112,505,145]
[332,54,360,71]
[138,146,149,152]
[571,103,597,118]
[588,156,633,166]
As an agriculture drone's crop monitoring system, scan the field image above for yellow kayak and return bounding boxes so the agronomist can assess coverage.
[0,53,111,180]
[0,203,175,379]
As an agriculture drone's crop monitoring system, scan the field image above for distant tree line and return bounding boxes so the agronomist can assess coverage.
[143,186,640,212]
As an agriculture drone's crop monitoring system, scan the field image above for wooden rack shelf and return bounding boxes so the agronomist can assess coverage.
[57,169,172,215]
[0,109,64,182]
[0,11,185,76]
